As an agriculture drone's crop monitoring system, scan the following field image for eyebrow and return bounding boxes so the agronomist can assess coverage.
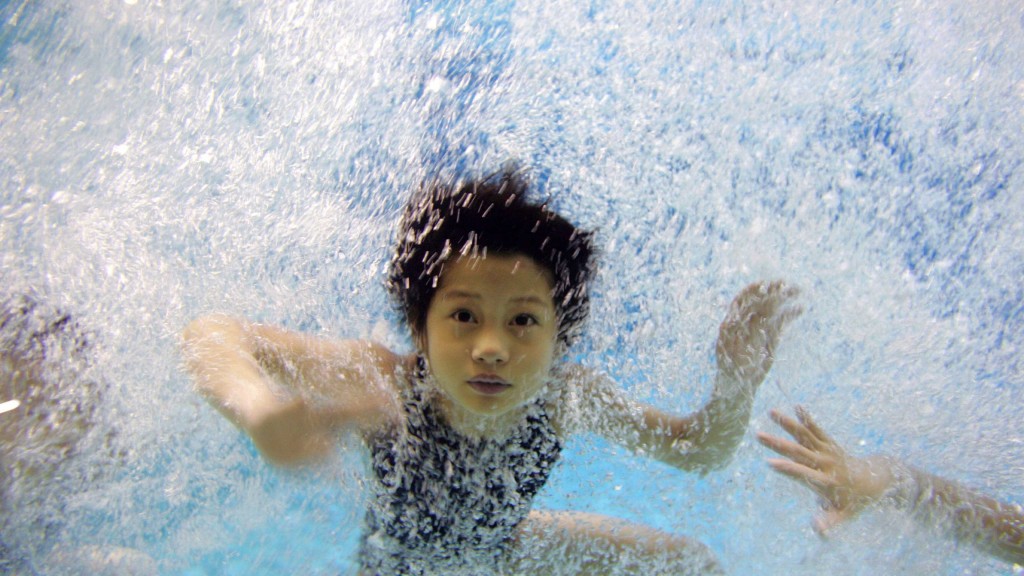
[440,289,551,307]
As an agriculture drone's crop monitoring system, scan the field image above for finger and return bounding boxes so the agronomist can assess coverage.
[769,408,826,451]
[756,288,804,327]
[764,279,800,301]
[736,283,775,313]
[761,280,799,300]
[794,405,837,447]
[766,458,837,491]
[775,303,804,327]
[774,278,798,301]
[756,432,822,468]
[727,282,798,328]
[769,408,807,437]
[725,291,756,321]
[732,281,778,312]
[814,506,856,536]
[763,304,803,343]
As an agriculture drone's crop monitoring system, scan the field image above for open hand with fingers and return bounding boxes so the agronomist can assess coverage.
[757,406,896,534]
[716,281,802,386]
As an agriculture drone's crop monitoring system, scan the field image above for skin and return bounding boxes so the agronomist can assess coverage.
[758,406,1024,565]
[181,253,801,573]
[420,255,559,437]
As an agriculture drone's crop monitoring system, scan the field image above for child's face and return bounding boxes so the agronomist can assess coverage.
[422,253,558,427]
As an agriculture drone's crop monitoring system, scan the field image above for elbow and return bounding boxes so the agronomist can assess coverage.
[669,445,738,476]
[265,449,332,469]
[663,421,742,475]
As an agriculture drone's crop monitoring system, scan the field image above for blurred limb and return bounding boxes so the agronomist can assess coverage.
[758,406,1024,565]
[245,393,391,466]
[509,509,724,576]
[45,544,158,576]
[180,314,402,466]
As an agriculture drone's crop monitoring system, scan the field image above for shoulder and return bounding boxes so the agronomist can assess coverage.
[547,363,650,439]
[358,352,422,438]
[348,340,407,375]
[544,362,617,437]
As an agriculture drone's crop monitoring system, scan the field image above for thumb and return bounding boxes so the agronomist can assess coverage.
[813,506,856,536]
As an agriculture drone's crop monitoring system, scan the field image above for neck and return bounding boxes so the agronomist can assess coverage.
[434,393,529,439]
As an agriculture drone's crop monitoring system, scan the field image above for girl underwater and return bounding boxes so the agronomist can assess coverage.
[181,169,801,575]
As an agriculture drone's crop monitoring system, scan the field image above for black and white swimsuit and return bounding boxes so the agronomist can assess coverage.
[359,361,562,575]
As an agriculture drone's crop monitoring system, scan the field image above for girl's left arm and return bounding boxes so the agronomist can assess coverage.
[758,406,1024,565]
[569,281,801,473]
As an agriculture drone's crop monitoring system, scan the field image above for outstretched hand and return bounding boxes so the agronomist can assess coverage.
[757,407,895,534]
[716,280,802,386]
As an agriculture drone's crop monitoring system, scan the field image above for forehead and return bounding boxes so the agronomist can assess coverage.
[438,254,555,297]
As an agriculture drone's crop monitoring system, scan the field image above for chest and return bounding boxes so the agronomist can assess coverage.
[365,394,562,546]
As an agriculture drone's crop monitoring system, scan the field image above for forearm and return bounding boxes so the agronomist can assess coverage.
[643,373,756,473]
[574,363,757,474]
[887,461,1024,564]
[693,372,756,469]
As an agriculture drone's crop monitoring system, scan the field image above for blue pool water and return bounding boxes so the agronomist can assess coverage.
[1,1,1022,574]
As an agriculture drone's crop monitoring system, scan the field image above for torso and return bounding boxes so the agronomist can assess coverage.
[359,358,563,575]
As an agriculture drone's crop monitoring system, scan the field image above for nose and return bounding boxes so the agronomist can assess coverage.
[471,326,509,365]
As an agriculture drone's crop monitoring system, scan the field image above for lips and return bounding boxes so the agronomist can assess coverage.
[466,375,511,396]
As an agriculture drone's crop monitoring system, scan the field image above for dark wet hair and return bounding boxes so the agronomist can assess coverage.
[387,169,597,347]
[1,291,100,475]
[1,292,91,364]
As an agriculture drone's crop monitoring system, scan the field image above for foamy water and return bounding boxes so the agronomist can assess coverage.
[1,1,1022,573]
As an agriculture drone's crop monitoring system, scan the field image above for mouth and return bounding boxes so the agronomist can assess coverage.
[466,375,512,396]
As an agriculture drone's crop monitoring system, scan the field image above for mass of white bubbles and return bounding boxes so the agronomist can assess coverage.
[1,0,1022,573]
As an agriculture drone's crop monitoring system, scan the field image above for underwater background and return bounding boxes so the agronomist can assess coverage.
[1,1,1022,574]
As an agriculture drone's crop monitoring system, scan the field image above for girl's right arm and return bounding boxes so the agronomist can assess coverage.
[180,314,403,466]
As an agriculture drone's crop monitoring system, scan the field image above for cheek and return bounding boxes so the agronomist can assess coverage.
[525,339,557,373]
[425,330,464,367]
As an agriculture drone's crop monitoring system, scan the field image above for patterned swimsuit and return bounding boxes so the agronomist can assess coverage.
[359,362,562,575]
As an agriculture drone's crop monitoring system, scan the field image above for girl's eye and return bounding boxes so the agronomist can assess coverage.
[452,309,475,323]
[511,314,538,327]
